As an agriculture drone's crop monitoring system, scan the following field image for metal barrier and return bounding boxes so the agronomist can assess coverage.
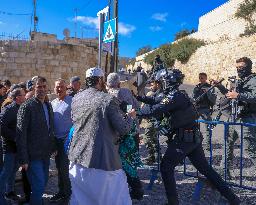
[184,120,256,200]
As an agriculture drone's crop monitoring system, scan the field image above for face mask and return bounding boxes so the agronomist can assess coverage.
[237,66,251,79]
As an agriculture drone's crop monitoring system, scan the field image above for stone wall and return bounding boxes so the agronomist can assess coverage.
[189,0,249,42]
[175,34,256,85]
[0,37,107,90]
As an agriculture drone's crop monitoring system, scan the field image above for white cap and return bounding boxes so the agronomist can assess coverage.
[86,67,104,78]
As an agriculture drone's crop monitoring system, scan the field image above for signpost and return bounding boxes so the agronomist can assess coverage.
[97,6,109,68]
[103,19,116,43]
[97,6,117,70]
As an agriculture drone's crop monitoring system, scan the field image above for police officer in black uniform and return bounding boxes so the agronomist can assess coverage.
[152,55,164,74]
[137,69,240,205]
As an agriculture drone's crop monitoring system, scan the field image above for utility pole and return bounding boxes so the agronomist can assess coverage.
[74,8,78,38]
[33,0,38,32]
[105,1,111,74]
[98,13,105,68]
[113,0,118,72]
[109,0,114,73]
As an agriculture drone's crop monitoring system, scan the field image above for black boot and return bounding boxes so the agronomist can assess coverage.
[166,195,179,205]
[128,177,144,200]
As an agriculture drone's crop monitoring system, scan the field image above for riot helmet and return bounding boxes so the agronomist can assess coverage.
[161,69,185,92]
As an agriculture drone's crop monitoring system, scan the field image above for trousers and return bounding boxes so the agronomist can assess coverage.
[160,140,240,205]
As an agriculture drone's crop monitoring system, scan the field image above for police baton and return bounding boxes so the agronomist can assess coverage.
[194,78,225,103]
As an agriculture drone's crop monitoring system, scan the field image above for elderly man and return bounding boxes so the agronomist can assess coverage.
[68,76,81,97]
[68,67,136,205]
[50,79,72,203]
[17,77,56,205]
[107,73,144,200]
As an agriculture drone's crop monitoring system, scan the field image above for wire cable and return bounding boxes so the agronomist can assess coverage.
[0,10,31,16]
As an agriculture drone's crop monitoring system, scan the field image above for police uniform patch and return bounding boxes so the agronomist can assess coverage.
[161,98,170,104]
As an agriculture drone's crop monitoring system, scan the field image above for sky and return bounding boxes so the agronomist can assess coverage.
[0,0,228,58]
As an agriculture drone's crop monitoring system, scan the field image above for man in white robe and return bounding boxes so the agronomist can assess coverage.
[68,67,136,205]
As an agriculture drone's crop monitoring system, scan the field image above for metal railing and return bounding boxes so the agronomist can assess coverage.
[0,32,29,41]
[184,120,256,200]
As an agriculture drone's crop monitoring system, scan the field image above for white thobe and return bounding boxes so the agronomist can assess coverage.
[69,162,132,205]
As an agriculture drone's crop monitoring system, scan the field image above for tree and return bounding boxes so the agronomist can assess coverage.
[144,38,205,66]
[175,29,191,41]
[235,0,256,28]
[174,29,197,41]
[119,57,131,68]
[136,45,152,56]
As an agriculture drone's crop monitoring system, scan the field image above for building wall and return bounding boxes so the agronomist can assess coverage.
[0,34,107,90]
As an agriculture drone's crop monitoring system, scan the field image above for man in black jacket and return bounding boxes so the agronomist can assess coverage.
[17,77,56,205]
[0,88,26,205]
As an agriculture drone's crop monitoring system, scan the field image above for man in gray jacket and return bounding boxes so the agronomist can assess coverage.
[68,67,136,205]
[214,57,256,178]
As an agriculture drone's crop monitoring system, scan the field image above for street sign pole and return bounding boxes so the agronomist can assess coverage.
[98,13,105,68]
[97,6,109,69]
[114,0,118,72]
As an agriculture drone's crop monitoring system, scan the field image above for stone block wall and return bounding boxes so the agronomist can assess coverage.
[190,0,255,42]
[175,34,256,85]
[0,39,108,90]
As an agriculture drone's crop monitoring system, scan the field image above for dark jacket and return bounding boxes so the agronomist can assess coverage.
[193,83,216,109]
[217,74,256,117]
[137,89,198,130]
[0,94,7,109]
[68,87,133,171]
[0,101,20,153]
[16,97,55,164]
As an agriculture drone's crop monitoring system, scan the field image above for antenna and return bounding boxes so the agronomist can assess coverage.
[74,8,78,38]
[33,0,38,32]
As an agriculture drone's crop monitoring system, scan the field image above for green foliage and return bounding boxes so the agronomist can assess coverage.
[144,38,205,66]
[174,29,197,41]
[240,25,256,36]
[136,45,152,56]
[235,0,256,27]
[173,38,205,63]
[235,0,256,36]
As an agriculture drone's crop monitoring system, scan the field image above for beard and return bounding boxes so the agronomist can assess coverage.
[35,91,46,100]
[237,67,251,79]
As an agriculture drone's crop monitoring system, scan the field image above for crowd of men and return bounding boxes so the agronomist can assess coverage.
[0,76,81,205]
[0,56,255,205]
